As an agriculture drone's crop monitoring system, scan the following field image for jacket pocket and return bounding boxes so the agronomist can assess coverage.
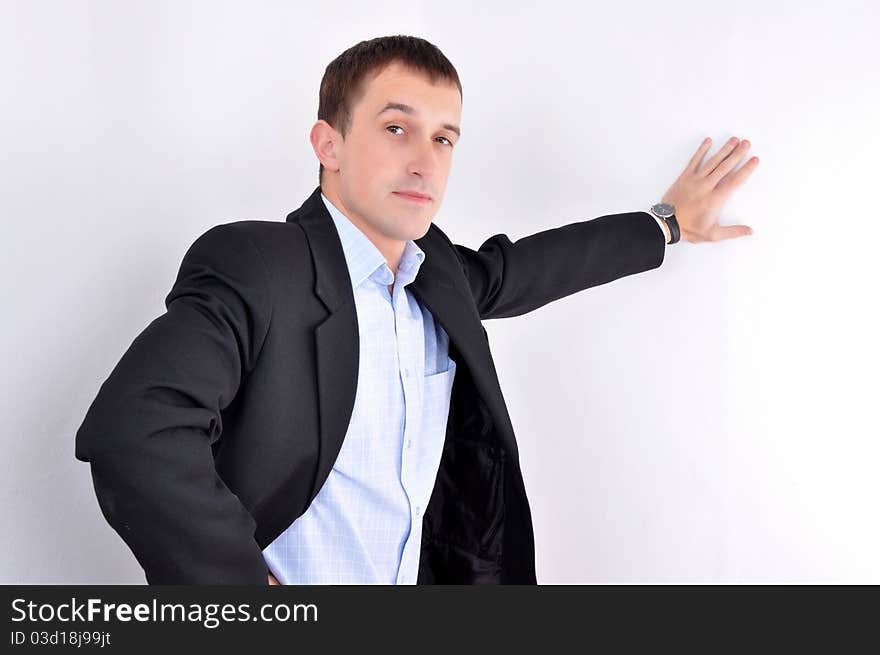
[420,436,506,583]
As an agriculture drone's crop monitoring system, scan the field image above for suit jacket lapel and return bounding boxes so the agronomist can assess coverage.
[286,187,360,507]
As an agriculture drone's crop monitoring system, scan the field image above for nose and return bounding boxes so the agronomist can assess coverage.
[406,139,437,180]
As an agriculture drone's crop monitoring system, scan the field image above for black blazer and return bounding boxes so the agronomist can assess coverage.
[75,186,665,584]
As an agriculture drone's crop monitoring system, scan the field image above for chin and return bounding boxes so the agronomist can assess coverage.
[411,215,434,236]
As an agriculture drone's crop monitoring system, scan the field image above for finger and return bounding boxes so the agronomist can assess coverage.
[686,137,714,175]
[698,137,742,178]
[712,224,754,241]
[719,156,760,191]
[708,140,751,185]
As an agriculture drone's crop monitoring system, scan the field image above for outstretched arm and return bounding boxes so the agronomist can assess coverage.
[452,136,760,320]
[453,210,665,321]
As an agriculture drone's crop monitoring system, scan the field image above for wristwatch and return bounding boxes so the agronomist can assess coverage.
[649,202,681,244]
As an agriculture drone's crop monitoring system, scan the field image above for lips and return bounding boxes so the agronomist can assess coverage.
[394,190,432,202]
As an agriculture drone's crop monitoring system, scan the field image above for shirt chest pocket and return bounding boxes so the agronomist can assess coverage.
[408,359,457,503]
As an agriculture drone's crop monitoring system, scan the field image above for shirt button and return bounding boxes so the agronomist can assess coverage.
[403,368,410,377]
[415,506,421,516]
[407,439,412,449]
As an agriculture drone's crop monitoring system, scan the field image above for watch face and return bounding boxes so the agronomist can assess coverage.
[653,203,675,217]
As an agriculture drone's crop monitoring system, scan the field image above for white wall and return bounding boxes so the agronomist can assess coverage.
[2,0,877,583]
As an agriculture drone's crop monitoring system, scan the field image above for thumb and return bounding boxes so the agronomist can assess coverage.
[713,224,754,241]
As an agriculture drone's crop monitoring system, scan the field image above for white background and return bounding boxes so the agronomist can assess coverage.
[2,0,877,583]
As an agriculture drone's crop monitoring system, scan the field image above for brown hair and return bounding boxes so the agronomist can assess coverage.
[316,35,462,185]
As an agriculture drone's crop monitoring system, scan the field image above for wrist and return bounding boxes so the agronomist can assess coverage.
[649,203,680,244]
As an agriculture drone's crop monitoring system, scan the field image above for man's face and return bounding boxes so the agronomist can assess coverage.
[320,61,462,246]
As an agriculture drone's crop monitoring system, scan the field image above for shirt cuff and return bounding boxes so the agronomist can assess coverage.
[647,212,669,245]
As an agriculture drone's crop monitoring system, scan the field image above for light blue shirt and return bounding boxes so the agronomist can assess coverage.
[262,193,457,584]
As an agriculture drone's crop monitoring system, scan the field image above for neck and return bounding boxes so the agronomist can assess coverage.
[321,180,405,277]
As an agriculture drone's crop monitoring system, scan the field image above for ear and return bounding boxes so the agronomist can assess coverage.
[310,120,341,173]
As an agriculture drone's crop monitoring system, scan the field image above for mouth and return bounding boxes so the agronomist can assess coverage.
[393,191,432,204]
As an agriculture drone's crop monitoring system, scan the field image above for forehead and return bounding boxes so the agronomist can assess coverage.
[355,61,461,118]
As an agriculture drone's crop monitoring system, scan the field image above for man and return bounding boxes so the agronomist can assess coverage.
[75,35,758,585]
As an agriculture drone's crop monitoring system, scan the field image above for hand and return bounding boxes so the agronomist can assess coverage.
[660,136,760,243]
[268,572,281,585]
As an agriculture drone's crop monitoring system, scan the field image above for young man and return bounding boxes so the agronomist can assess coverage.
[75,35,758,585]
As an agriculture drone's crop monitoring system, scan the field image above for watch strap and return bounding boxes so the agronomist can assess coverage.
[665,213,681,244]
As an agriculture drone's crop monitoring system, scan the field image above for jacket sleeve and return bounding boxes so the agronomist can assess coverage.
[451,211,666,320]
[75,224,274,584]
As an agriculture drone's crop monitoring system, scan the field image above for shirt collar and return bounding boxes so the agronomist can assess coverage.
[321,192,426,290]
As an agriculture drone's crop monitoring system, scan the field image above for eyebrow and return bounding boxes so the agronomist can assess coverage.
[376,102,461,137]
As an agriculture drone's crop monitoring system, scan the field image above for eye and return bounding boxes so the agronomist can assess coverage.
[386,125,454,147]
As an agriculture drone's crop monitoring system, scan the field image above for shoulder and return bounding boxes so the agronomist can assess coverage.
[194,219,306,249]
[186,219,310,275]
